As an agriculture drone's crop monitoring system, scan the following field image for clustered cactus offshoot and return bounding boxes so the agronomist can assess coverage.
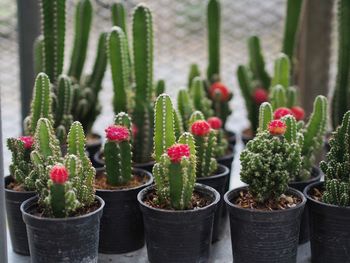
[320,111,350,206]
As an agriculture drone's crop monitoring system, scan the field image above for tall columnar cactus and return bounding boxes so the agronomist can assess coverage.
[320,111,350,206]
[153,134,197,210]
[108,26,130,114]
[240,103,302,202]
[104,113,132,186]
[271,53,291,89]
[155,79,165,97]
[189,112,217,178]
[207,0,220,82]
[24,73,53,136]
[191,77,214,118]
[68,0,92,81]
[34,36,44,75]
[132,4,154,163]
[177,89,195,131]
[40,0,66,83]
[188,63,201,88]
[332,0,350,129]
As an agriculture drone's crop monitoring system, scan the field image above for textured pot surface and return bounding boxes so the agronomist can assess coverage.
[5,176,36,255]
[225,186,306,263]
[97,168,153,254]
[197,164,229,242]
[305,181,350,263]
[288,166,322,244]
[138,183,220,263]
[21,196,104,263]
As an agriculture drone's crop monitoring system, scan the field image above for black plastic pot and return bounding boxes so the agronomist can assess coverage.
[217,145,234,218]
[225,130,237,147]
[225,187,306,263]
[288,166,321,244]
[138,183,220,263]
[196,164,229,242]
[94,150,155,173]
[305,181,350,263]
[96,168,153,254]
[5,176,36,255]
[21,195,104,263]
[87,133,102,168]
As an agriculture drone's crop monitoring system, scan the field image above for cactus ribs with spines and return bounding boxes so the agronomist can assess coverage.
[320,111,350,206]
[207,117,228,157]
[240,102,302,203]
[191,77,214,119]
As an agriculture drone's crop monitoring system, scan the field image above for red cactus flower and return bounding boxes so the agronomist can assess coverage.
[167,144,190,163]
[268,120,287,136]
[105,125,130,142]
[207,117,222,130]
[50,165,69,184]
[273,107,292,120]
[191,120,211,136]
[290,106,305,121]
[19,136,34,149]
[209,82,230,101]
[253,88,268,104]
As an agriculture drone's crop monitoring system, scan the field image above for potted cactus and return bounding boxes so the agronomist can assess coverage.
[224,102,306,263]
[137,94,220,262]
[37,0,108,162]
[305,110,350,263]
[94,112,153,254]
[20,119,104,263]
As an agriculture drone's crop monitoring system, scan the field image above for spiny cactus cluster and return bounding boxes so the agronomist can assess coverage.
[152,94,196,210]
[39,0,107,134]
[104,112,132,186]
[240,102,302,202]
[332,0,350,129]
[208,117,228,157]
[320,111,350,206]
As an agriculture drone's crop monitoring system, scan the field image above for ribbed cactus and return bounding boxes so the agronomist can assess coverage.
[191,77,214,118]
[332,0,350,129]
[24,73,53,136]
[270,85,287,110]
[34,36,44,75]
[189,112,217,178]
[108,26,130,114]
[132,4,154,163]
[321,111,350,206]
[207,0,220,82]
[271,53,291,89]
[68,0,92,81]
[104,113,132,186]
[177,89,194,131]
[188,63,201,88]
[40,0,66,83]
[207,117,228,157]
[155,79,165,97]
[240,103,302,202]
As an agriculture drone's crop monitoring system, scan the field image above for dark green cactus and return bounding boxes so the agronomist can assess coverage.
[155,79,165,97]
[68,0,92,81]
[34,36,44,75]
[177,89,195,131]
[271,53,291,89]
[188,63,201,88]
[332,0,350,129]
[40,0,66,83]
[191,77,213,118]
[207,0,220,82]
[321,111,350,206]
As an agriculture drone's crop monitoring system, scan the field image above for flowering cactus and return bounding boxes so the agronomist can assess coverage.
[207,117,228,157]
[104,113,132,186]
[321,111,350,206]
[240,102,302,202]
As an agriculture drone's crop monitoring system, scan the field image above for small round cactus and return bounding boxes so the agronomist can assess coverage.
[209,82,230,101]
[273,107,292,119]
[105,125,130,142]
[207,117,222,130]
[268,120,287,135]
[290,106,305,121]
[167,144,190,163]
[50,165,69,184]
[253,88,268,104]
[191,120,211,136]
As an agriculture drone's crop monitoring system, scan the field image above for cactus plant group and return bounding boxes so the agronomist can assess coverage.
[320,111,350,206]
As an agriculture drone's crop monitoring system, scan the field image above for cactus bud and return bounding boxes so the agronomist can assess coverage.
[207,117,222,130]
[105,125,130,142]
[209,82,230,101]
[273,107,292,119]
[290,106,305,121]
[253,88,268,104]
[167,144,190,163]
[50,165,69,184]
[19,136,34,149]
[268,120,287,135]
[191,120,211,136]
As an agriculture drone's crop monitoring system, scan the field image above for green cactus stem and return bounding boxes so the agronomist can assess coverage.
[177,89,195,131]
[188,63,201,88]
[271,53,291,89]
[191,77,213,118]
[155,79,165,97]
[258,102,273,132]
[40,0,66,83]
[34,36,44,75]
[207,0,220,82]
[270,85,287,110]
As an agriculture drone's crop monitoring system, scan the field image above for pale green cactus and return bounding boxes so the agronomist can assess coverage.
[34,36,44,75]
[258,102,273,132]
[271,53,291,89]
[191,77,214,118]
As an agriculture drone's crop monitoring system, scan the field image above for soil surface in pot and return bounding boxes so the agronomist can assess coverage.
[6,180,27,192]
[94,173,149,190]
[143,189,212,210]
[309,186,324,202]
[234,190,302,211]
[86,133,101,145]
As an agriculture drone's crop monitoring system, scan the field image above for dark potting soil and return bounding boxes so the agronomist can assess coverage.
[143,189,212,210]
[234,190,301,211]
[29,200,100,218]
[6,180,27,192]
[309,187,323,202]
[95,173,148,190]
